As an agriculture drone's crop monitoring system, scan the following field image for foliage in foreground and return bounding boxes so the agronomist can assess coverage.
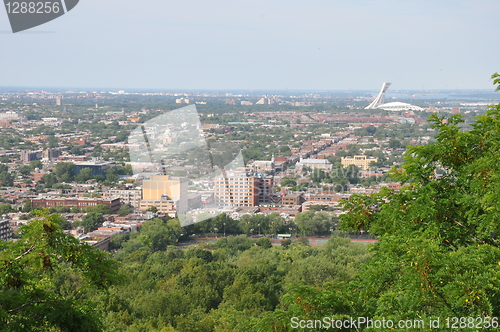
[0,213,122,332]
[96,235,370,332]
[262,77,500,331]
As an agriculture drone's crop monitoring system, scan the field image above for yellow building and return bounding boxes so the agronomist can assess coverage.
[142,176,188,213]
[341,155,378,170]
[139,199,177,216]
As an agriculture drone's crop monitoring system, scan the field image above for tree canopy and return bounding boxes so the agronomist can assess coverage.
[265,78,500,330]
[0,212,122,331]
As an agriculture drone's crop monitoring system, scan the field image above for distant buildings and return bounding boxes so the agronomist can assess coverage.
[0,111,19,121]
[214,171,275,207]
[341,155,378,170]
[214,171,258,207]
[175,97,190,104]
[74,160,115,177]
[296,158,333,171]
[282,193,305,207]
[376,102,425,112]
[0,219,11,241]
[141,175,188,214]
[109,189,142,208]
[42,148,60,161]
[248,159,275,173]
[139,199,176,216]
[256,96,281,105]
[20,150,42,164]
[31,197,121,213]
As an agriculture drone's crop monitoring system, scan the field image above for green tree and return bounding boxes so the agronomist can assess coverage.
[139,218,183,252]
[81,212,105,233]
[55,162,75,182]
[146,206,158,213]
[0,213,122,331]
[0,171,13,187]
[337,91,500,323]
[309,168,327,183]
[40,173,58,188]
[21,200,31,213]
[47,135,59,148]
[214,235,254,253]
[75,167,93,183]
[0,203,14,215]
[70,206,81,213]
[256,237,272,248]
[82,204,113,215]
[29,160,43,170]
[106,168,119,183]
[388,138,402,149]
[18,165,32,176]
[281,239,292,248]
[118,204,132,217]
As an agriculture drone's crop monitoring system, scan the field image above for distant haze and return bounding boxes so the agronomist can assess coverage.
[0,0,498,90]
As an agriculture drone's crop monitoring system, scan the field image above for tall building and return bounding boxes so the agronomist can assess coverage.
[42,148,60,161]
[21,150,42,164]
[214,171,258,207]
[142,175,188,213]
[214,171,275,207]
[0,219,11,241]
[256,175,275,204]
[365,82,391,109]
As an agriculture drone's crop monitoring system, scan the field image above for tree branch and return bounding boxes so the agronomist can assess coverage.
[7,300,47,313]
[14,245,36,261]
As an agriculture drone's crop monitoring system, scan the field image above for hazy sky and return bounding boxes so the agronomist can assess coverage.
[0,0,499,90]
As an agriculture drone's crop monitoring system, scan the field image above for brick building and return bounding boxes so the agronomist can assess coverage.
[31,197,121,213]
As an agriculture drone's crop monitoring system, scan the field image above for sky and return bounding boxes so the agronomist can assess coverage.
[0,0,499,91]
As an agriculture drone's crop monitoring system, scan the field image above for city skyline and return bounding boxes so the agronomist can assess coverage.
[0,0,499,90]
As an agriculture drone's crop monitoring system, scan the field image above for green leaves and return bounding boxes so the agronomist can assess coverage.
[335,90,500,323]
[0,213,122,331]
[492,73,500,91]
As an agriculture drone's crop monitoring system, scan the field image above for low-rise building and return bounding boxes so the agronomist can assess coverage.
[108,189,142,208]
[139,199,176,217]
[296,158,333,171]
[74,159,116,177]
[341,155,378,170]
[31,197,121,213]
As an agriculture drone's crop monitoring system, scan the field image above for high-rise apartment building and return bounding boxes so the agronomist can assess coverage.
[214,171,258,207]
[21,150,42,164]
[42,148,60,161]
[141,175,188,213]
[214,171,275,207]
[0,219,11,241]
